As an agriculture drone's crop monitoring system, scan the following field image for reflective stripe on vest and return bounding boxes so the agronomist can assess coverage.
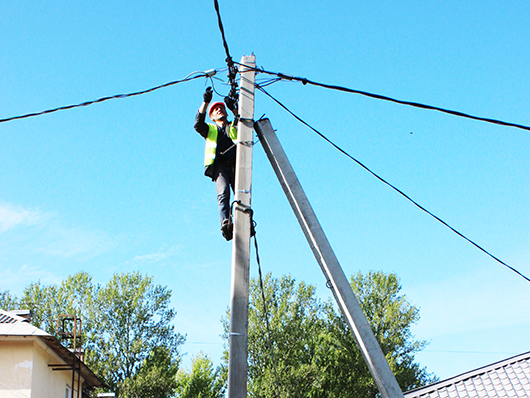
[204,123,238,167]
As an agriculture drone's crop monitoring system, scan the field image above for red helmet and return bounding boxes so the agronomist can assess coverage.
[208,102,226,119]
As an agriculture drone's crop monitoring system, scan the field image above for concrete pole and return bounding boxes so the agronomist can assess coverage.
[254,118,405,398]
[227,54,256,398]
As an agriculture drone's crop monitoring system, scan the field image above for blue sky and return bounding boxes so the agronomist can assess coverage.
[1,0,529,383]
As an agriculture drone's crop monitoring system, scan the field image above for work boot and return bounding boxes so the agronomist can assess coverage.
[221,219,233,241]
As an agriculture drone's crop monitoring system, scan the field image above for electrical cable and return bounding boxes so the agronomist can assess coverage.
[213,0,239,106]
[240,63,530,133]
[209,75,229,98]
[0,72,212,124]
[251,218,282,398]
[256,84,530,284]
[255,77,283,88]
[213,0,231,68]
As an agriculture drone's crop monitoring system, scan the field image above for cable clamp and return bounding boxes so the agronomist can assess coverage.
[233,199,252,213]
[238,117,255,128]
[204,69,217,77]
[278,73,294,81]
[238,140,254,147]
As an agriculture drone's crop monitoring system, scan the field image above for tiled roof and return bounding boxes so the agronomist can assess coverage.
[0,311,20,324]
[405,351,530,398]
[0,309,49,336]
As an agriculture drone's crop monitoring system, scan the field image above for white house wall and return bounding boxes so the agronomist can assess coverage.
[0,339,33,398]
[0,337,85,398]
[33,338,81,398]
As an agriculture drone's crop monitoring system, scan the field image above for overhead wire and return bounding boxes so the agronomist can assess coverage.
[255,77,283,88]
[240,63,530,133]
[256,84,530,284]
[213,0,239,105]
[0,71,214,124]
[212,2,280,386]
[252,220,282,398]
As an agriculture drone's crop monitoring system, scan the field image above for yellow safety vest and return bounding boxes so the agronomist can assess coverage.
[204,123,238,167]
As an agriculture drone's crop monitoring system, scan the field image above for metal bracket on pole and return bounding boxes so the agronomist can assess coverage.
[254,118,405,398]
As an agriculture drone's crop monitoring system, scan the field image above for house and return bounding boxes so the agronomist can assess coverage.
[0,309,103,398]
[404,351,530,398]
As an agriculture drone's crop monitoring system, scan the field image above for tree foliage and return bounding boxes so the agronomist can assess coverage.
[223,271,436,398]
[320,271,436,397]
[175,352,225,398]
[120,346,179,398]
[246,274,326,397]
[0,290,18,311]
[6,271,184,398]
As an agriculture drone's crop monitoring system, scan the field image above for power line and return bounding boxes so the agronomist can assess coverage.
[252,222,282,398]
[0,72,213,124]
[241,64,530,133]
[213,0,238,104]
[213,0,232,68]
[256,84,530,284]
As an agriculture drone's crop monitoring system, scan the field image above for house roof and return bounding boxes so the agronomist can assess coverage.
[0,309,50,336]
[0,309,103,388]
[404,351,530,398]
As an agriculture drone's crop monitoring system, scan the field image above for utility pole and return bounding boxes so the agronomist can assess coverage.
[255,118,405,398]
[227,54,256,398]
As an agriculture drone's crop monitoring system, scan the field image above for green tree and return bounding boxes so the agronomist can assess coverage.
[0,290,18,311]
[87,272,184,397]
[120,346,179,398]
[17,271,184,398]
[175,352,225,398]
[19,272,97,344]
[320,271,436,397]
[224,274,327,397]
[224,271,435,398]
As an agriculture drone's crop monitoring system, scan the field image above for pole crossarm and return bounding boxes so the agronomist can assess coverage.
[254,118,405,398]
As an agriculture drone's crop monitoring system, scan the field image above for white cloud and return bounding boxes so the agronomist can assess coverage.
[2,264,62,296]
[132,245,181,264]
[38,224,114,258]
[0,202,114,259]
[0,203,44,232]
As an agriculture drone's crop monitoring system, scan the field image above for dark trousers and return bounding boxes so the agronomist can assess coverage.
[213,162,235,225]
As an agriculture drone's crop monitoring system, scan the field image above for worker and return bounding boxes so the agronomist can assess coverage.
[194,87,238,241]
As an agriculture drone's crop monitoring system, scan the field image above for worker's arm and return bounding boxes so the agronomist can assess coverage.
[194,88,213,138]
[194,112,209,138]
[198,101,209,115]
